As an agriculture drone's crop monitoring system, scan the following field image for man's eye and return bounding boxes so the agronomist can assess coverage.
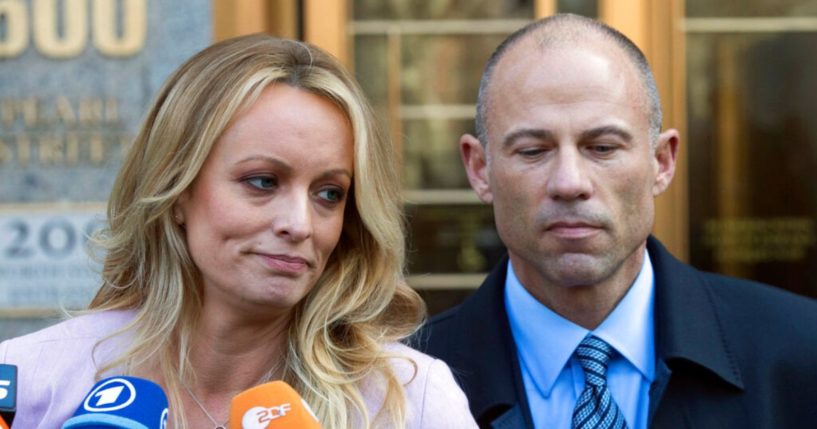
[589,145,616,155]
[317,188,345,203]
[245,176,277,190]
[518,148,546,157]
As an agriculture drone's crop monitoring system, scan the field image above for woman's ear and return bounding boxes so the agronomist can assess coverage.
[173,194,188,225]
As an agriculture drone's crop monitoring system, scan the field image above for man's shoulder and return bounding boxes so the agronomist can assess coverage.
[425,259,510,328]
[695,269,817,319]
[698,270,817,338]
[414,303,463,359]
[413,260,519,392]
[424,303,465,330]
[661,258,817,379]
[414,271,506,360]
[648,236,817,324]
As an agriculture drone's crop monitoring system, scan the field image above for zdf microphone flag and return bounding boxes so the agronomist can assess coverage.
[230,380,320,429]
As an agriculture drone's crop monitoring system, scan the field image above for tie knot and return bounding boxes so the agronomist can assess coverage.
[575,335,614,387]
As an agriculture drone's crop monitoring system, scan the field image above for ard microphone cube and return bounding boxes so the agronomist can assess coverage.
[62,376,169,429]
[230,380,320,429]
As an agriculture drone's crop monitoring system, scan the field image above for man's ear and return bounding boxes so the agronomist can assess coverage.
[460,133,493,203]
[653,129,680,196]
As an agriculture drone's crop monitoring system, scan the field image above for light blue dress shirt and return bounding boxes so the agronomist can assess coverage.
[505,250,655,429]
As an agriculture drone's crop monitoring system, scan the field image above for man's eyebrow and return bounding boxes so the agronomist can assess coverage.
[580,126,633,142]
[502,128,556,148]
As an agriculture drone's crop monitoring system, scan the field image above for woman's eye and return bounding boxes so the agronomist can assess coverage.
[245,176,277,190]
[317,187,344,203]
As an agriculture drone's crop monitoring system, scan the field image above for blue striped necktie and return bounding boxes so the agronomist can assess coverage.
[572,335,628,429]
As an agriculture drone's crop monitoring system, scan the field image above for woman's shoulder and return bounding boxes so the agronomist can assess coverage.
[0,309,138,428]
[1,309,136,352]
[0,309,137,362]
[370,342,478,428]
[382,341,436,381]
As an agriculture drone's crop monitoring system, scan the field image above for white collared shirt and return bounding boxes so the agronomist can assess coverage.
[505,250,656,429]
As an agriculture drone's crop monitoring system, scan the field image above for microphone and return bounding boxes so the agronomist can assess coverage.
[62,376,169,429]
[230,381,320,429]
[0,364,16,427]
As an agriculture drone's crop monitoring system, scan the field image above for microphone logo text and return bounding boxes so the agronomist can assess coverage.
[160,408,169,429]
[0,364,17,409]
[242,403,293,429]
[0,380,9,400]
[83,378,137,412]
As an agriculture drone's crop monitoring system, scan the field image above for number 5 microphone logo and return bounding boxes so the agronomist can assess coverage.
[0,364,17,421]
[0,380,9,400]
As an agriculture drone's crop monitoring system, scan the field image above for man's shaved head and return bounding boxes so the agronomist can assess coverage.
[475,14,662,146]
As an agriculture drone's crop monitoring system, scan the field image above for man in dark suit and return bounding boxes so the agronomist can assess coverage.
[416,14,817,429]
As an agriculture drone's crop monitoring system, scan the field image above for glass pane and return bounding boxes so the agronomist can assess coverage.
[406,204,504,274]
[419,289,476,315]
[687,32,817,298]
[354,35,389,109]
[349,0,535,298]
[400,34,507,105]
[687,0,817,17]
[557,0,598,17]
[353,0,533,20]
[403,118,472,189]
[352,35,392,159]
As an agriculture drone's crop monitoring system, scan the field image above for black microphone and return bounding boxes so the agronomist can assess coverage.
[62,376,169,429]
[0,364,17,428]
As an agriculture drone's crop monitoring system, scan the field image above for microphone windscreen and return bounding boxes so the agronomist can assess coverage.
[230,381,320,429]
[62,376,169,429]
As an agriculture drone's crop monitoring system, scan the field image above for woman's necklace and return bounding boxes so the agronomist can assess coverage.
[181,361,282,429]
[182,382,228,429]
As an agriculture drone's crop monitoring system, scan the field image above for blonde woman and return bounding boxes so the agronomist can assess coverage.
[0,34,476,429]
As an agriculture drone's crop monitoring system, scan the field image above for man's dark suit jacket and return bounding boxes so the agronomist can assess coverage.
[415,237,817,428]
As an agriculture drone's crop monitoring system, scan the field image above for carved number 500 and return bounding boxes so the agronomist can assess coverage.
[0,0,146,59]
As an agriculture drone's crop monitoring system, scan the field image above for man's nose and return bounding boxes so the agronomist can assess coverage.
[546,149,593,201]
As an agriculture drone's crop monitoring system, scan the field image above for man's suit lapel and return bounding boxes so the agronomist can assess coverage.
[452,258,534,429]
[647,237,745,426]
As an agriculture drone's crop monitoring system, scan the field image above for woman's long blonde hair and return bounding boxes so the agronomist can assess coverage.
[89,34,425,428]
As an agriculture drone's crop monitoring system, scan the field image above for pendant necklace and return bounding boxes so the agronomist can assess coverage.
[182,383,228,429]
[181,361,281,429]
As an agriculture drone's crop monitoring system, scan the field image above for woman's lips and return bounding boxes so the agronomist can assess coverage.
[257,253,310,275]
